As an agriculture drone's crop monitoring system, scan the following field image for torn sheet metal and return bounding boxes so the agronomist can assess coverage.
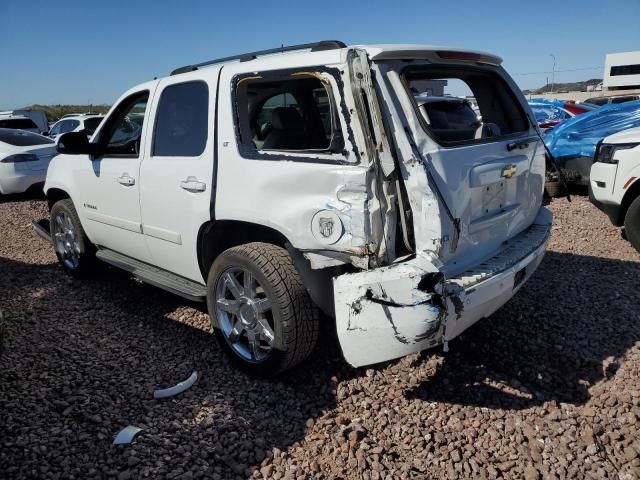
[333,253,445,367]
[113,425,143,445]
[334,208,552,368]
[153,371,198,399]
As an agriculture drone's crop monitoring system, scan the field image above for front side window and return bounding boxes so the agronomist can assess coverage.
[83,117,103,135]
[403,67,528,145]
[235,74,341,153]
[62,120,80,133]
[100,92,149,156]
[152,81,209,157]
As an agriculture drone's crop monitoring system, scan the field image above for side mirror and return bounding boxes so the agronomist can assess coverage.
[42,131,49,136]
[57,131,101,155]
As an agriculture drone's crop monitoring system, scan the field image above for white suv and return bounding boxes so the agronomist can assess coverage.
[48,114,104,140]
[590,127,640,252]
[39,41,552,375]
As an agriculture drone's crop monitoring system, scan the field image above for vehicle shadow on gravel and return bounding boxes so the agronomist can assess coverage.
[0,255,353,479]
[0,188,46,204]
[406,250,640,410]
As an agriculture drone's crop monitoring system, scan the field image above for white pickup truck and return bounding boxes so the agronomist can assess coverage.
[38,41,552,375]
[590,127,640,252]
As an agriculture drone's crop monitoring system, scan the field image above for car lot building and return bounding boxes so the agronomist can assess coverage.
[604,51,640,91]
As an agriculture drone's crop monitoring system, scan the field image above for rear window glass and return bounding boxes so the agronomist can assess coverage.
[0,129,54,146]
[152,81,209,157]
[404,67,528,144]
[0,118,38,130]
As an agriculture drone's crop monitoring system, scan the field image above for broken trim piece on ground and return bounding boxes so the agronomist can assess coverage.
[153,371,198,399]
[112,426,143,445]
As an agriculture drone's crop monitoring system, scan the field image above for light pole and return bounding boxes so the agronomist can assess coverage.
[549,53,556,94]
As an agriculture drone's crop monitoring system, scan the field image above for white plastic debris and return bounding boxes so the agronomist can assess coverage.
[113,425,143,445]
[153,371,198,399]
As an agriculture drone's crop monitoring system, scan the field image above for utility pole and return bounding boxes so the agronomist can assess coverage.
[549,54,556,94]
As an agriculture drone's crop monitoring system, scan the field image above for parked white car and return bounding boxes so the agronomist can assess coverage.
[590,127,640,252]
[0,129,57,195]
[48,114,104,140]
[39,41,552,375]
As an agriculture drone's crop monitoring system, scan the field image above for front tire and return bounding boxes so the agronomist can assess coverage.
[624,196,640,254]
[206,242,319,376]
[50,199,96,275]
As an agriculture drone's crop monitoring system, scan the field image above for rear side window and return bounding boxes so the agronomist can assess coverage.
[152,81,209,157]
[585,97,608,106]
[611,96,637,104]
[0,118,38,129]
[403,67,528,145]
[235,74,342,153]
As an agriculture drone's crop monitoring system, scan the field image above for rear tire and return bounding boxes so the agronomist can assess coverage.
[545,180,565,198]
[624,196,640,254]
[50,199,96,276]
[206,242,319,376]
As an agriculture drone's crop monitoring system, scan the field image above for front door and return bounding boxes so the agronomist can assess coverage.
[139,76,216,282]
[76,90,153,263]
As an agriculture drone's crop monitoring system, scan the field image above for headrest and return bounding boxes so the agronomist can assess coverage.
[270,107,304,130]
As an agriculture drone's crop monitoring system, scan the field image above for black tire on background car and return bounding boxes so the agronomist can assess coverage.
[544,180,565,198]
[624,196,640,253]
[206,242,319,376]
[49,199,96,275]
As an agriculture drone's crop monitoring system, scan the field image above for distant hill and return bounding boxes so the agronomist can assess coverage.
[522,79,602,95]
[21,104,111,123]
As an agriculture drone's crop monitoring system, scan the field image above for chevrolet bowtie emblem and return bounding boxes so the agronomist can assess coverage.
[501,164,517,179]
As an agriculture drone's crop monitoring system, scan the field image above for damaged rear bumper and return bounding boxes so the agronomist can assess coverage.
[333,207,552,367]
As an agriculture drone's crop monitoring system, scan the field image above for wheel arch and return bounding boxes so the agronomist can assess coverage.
[46,187,71,211]
[619,179,640,226]
[197,220,290,280]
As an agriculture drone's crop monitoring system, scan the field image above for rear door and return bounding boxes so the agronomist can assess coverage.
[138,74,216,282]
[376,58,545,274]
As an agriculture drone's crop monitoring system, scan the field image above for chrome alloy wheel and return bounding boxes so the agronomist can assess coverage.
[52,211,80,270]
[215,267,275,363]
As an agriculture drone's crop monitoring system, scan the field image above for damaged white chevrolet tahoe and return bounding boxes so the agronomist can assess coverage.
[39,41,552,375]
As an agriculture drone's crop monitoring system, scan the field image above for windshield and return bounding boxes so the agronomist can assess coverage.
[0,118,38,130]
[0,128,54,146]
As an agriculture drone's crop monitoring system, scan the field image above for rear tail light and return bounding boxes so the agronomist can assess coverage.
[1,153,39,163]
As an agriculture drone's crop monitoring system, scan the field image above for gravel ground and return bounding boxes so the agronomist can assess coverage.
[1,193,639,480]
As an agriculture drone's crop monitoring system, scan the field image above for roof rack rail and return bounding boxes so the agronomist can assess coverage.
[170,40,347,75]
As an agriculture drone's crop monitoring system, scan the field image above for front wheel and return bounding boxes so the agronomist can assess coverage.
[206,242,319,376]
[624,196,640,254]
[50,199,96,275]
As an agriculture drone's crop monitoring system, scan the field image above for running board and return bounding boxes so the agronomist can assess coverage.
[95,249,207,302]
[32,219,51,242]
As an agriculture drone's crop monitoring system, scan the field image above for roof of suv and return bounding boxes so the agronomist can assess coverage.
[168,42,503,77]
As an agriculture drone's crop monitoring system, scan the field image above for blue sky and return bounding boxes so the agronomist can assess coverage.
[1,0,638,108]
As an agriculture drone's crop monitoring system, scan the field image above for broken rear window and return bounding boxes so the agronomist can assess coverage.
[403,67,528,145]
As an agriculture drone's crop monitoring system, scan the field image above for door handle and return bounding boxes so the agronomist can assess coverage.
[180,177,206,192]
[117,174,135,186]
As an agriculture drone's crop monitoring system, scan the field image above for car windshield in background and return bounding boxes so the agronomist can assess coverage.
[84,117,103,134]
[0,128,54,146]
[0,118,39,130]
